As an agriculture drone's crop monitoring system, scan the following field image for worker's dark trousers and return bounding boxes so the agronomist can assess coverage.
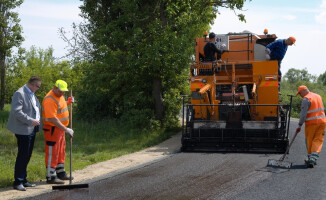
[14,128,36,186]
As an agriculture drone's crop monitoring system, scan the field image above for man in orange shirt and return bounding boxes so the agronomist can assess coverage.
[296,85,326,168]
[42,80,75,184]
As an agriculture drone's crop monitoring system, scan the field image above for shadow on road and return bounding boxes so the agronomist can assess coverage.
[290,164,307,169]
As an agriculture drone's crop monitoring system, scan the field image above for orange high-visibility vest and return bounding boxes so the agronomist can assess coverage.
[42,90,69,127]
[304,92,326,126]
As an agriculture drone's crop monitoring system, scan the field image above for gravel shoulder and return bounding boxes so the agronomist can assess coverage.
[0,132,181,200]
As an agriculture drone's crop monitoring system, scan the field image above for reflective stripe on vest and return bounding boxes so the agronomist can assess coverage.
[43,116,69,122]
[306,114,326,121]
[42,94,69,126]
[307,108,324,114]
[43,95,68,114]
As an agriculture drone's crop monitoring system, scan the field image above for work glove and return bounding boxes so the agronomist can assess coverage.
[265,54,270,60]
[67,96,75,105]
[295,126,301,134]
[66,128,74,137]
[266,48,271,54]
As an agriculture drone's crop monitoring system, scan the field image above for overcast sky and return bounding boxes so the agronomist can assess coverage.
[17,0,326,76]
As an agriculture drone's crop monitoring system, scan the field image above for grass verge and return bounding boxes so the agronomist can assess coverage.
[0,105,179,188]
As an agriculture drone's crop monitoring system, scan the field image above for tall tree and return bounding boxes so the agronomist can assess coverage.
[74,0,249,126]
[283,68,315,83]
[318,70,326,86]
[0,0,24,110]
[6,46,83,103]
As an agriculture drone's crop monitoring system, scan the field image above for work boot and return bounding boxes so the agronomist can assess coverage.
[57,172,74,181]
[58,175,74,181]
[46,177,65,184]
[305,160,313,168]
[305,159,316,168]
[305,159,317,165]
[307,163,314,168]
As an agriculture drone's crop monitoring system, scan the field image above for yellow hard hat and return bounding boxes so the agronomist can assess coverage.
[55,80,68,91]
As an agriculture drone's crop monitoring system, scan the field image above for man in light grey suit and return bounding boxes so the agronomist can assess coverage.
[7,76,42,191]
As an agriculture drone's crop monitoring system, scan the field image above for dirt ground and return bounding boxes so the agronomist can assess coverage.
[0,132,181,200]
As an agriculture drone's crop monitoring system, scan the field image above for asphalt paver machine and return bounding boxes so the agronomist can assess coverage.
[181,30,292,152]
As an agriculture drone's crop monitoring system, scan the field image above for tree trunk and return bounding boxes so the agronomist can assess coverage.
[151,1,167,121]
[0,2,5,110]
[153,77,164,121]
[0,52,5,110]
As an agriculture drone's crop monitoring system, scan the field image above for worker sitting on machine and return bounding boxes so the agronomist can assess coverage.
[203,32,224,62]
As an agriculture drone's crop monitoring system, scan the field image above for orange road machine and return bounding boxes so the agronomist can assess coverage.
[181,30,293,152]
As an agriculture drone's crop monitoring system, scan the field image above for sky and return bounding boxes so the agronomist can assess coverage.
[213,0,326,76]
[16,0,83,59]
[16,0,326,76]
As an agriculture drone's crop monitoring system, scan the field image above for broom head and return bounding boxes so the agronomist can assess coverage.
[267,159,292,169]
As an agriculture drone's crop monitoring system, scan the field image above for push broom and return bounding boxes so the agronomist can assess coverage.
[266,94,297,169]
[267,130,299,169]
[53,90,89,190]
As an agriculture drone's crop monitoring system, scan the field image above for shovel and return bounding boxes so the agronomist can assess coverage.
[267,131,299,169]
[53,90,89,190]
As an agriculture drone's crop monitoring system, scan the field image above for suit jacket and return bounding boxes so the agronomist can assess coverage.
[7,85,41,135]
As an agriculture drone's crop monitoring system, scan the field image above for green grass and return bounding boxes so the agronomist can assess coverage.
[280,81,326,118]
[0,105,180,188]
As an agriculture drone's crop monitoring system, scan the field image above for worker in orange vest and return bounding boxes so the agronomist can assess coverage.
[42,80,75,184]
[295,85,326,168]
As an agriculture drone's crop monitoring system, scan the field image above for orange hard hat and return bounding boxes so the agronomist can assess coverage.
[203,31,208,36]
[289,36,296,44]
[296,85,308,96]
[264,29,268,34]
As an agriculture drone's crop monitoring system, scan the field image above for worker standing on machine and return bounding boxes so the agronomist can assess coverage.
[265,36,296,88]
[295,85,326,168]
[42,80,75,184]
[204,32,224,61]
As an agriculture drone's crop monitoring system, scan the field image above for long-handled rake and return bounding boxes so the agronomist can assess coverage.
[53,90,89,190]
[267,131,299,169]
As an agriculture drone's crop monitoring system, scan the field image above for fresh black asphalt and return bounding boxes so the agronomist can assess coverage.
[27,121,326,200]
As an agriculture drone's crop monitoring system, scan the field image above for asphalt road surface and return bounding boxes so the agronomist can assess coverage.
[26,121,326,200]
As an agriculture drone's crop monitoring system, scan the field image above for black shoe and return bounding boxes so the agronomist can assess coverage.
[46,178,65,184]
[23,182,36,187]
[13,184,26,191]
[58,174,74,181]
